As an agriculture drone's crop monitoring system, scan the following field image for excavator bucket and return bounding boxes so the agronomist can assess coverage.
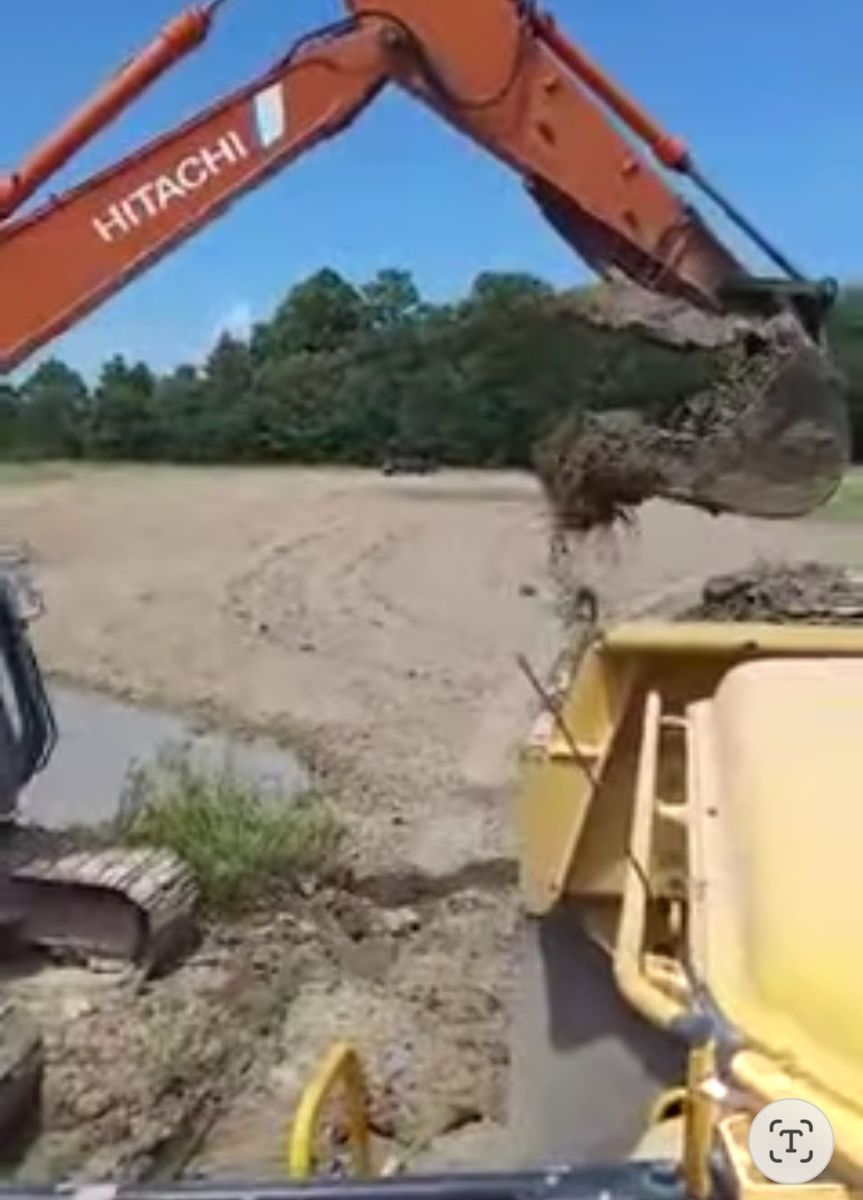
[657,327,850,519]
[537,304,850,530]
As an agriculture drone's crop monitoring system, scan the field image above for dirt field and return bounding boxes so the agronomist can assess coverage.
[7,466,860,868]
[2,464,861,1179]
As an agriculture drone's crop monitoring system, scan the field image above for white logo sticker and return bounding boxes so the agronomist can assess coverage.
[749,1099,834,1184]
[92,132,249,245]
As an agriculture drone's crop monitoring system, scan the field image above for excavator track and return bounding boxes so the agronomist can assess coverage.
[0,569,198,976]
[0,846,197,974]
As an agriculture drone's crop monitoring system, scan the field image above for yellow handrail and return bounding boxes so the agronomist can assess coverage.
[683,1039,716,1200]
[287,1041,373,1180]
[613,690,685,1029]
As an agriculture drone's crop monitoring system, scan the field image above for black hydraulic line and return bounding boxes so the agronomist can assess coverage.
[685,161,805,282]
[369,11,529,111]
[13,622,58,776]
[0,577,57,786]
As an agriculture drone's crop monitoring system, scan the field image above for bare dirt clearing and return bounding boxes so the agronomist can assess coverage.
[7,466,860,867]
[1,465,860,1179]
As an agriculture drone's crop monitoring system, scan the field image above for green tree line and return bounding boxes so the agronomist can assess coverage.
[2,270,861,464]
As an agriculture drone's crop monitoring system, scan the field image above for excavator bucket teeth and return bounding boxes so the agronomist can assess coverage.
[660,335,850,519]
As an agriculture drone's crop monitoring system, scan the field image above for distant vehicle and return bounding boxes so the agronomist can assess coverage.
[380,454,440,477]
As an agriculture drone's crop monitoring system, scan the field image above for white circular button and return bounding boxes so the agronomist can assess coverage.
[749,1099,834,1183]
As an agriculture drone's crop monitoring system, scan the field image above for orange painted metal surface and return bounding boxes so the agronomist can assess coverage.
[0,6,220,220]
[0,22,389,371]
[353,0,741,303]
[531,12,690,172]
[0,0,751,372]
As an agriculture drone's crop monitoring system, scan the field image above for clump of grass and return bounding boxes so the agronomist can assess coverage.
[119,744,342,912]
[822,469,863,522]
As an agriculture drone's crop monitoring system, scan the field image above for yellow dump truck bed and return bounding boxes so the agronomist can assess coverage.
[689,655,863,1176]
[517,621,863,1181]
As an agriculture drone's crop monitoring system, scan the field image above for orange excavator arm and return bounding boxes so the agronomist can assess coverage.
[0,0,832,374]
[0,9,391,371]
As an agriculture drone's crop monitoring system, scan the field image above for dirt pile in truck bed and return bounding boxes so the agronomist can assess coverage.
[682,562,863,624]
[535,287,848,532]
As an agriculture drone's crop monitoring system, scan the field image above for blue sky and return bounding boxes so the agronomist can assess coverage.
[1,0,860,379]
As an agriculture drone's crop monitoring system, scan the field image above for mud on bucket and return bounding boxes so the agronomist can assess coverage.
[663,337,850,519]
[536,328,850,531]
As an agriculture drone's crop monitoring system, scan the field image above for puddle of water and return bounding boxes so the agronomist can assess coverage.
[21,686,309,830]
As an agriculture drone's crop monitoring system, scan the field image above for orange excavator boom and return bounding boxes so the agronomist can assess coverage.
[0,4,223,223]
[0,0,833,375]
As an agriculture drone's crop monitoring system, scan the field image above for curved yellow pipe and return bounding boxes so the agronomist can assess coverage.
[287,1041,372,1179]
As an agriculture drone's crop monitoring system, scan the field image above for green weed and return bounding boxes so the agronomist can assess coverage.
[822,469,863,521]
[119,744,342,912]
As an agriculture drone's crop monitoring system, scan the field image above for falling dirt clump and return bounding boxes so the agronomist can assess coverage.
[534,412,663,534]
[683,562,863,624]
